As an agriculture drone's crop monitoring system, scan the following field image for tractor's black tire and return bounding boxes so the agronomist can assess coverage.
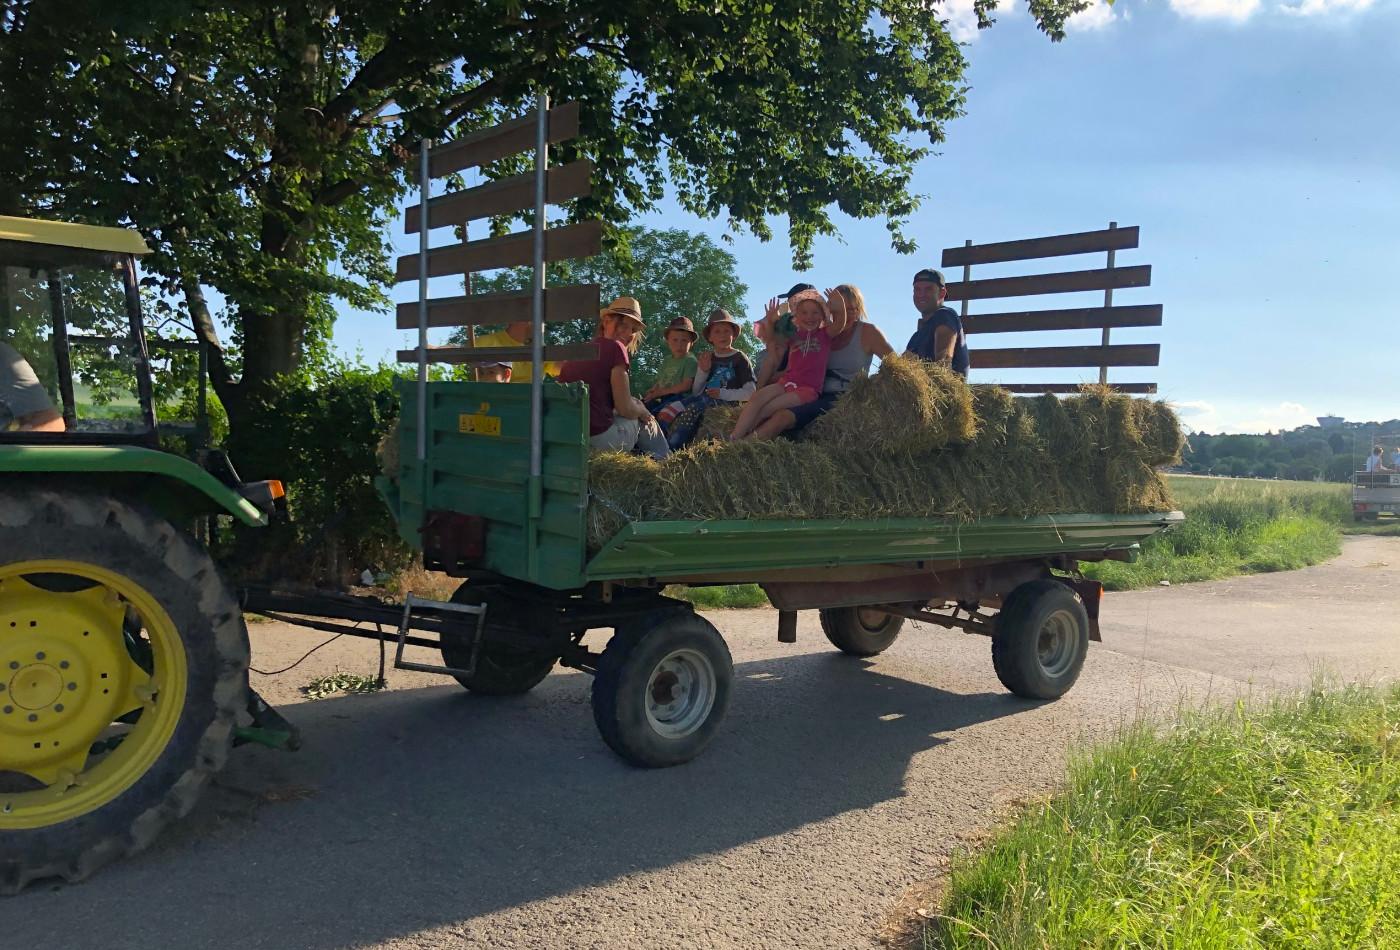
[592,610,733,767]
[441,585,557,696]
[991,579,1089,701]
[819,606,905,657]
[0,490,247,894]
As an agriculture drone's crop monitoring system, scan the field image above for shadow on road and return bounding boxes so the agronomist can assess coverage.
[8,652,1036,949]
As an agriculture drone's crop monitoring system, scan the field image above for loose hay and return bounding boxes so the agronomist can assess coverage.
[586,364,1182,548]
[694,403,743,444]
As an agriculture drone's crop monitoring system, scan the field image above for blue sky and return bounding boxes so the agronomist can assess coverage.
[337,0,1400,433]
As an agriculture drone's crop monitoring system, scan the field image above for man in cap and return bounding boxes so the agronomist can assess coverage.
[904,268,968,378]
[474,359,513,383]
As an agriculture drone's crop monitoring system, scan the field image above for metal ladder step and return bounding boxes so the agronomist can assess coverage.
[392,593,487,677]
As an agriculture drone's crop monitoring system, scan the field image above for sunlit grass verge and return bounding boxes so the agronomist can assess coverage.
[927,683,1400,949]
[667,584,770,609]
[1085,477,1344,590]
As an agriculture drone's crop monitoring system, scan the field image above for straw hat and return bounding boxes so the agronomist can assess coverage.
[601,295,644,328]
[703,308,742,343]
[663,316,698,341]
[786,288,832,322]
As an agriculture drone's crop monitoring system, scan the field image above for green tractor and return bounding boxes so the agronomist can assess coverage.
[0,216,283,892]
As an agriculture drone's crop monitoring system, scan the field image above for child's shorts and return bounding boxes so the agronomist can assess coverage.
[781,381,820,405]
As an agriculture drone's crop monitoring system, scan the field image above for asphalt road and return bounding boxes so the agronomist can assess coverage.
[5,537,1398,949]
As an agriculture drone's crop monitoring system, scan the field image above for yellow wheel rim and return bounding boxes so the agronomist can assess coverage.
[0,560,187,830]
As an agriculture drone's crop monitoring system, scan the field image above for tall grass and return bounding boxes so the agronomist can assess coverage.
[928,683,1400,949]
[1085,476,1346,590]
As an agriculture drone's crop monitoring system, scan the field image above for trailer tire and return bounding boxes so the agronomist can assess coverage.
[592,611,733,767]
[991,579,1089,700]
[819,606,905,657]
[0,490,247,894]
[442,586,557,696]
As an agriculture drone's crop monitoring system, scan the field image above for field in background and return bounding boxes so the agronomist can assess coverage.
[927,683,1400,949]
[1084,475,1358,590]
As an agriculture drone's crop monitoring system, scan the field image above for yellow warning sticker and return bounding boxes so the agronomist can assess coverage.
[458,412,501,436]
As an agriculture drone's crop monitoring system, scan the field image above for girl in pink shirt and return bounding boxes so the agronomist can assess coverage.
[730,288,846,441]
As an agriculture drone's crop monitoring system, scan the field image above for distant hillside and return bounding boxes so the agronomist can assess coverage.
[1183,420,1400,482]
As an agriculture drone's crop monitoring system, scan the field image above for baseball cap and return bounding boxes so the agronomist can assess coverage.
[912,268,946,286]
[778,282,815,299]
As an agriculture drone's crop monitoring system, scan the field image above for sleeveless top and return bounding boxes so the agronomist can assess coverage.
[822,323,876,394]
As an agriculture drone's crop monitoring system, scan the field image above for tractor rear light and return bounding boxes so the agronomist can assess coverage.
[240,479,287,514]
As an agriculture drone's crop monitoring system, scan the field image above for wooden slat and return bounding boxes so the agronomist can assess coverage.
[395,220,603,282]
[994,383,1159,395]
[963,304,1162,335]
[395,284,600,330]
[396,342,599,365]
[942,226,1140,267]
[970,343,1159,370]
[428,102,581,177]
[405,160,593,233]
[944,265,1150,303]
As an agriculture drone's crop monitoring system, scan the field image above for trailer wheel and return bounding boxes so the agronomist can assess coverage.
[592,611,733,767]
[991,579,1089,700]
[442,586,557,696]
[819,606,905,657]
[0,490,247,894]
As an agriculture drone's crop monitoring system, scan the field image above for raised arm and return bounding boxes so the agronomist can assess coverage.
[824,288,848,340]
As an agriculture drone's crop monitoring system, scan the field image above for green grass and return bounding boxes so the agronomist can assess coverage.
[1084,476,1348,590]
[666,583,770,609]
[928,683,1400,950]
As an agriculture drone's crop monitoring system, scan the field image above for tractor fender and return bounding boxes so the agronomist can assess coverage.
[0,444,267,526]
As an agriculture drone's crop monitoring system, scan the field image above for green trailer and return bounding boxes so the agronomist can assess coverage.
[364,376,1181,768]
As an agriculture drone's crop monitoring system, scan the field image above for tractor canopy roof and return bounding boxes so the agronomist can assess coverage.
[0,215,150,257]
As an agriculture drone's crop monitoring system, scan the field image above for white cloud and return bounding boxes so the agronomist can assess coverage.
[1168,0,1263,21]
[1176,400,1319,434]
[941,0,982,43]
[1068,0,1120,30]
[1282,0,1376,15]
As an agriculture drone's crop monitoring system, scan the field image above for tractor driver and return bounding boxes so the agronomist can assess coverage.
[0,341,64,431]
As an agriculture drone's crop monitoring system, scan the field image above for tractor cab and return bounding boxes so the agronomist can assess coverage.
[0,216,159,444]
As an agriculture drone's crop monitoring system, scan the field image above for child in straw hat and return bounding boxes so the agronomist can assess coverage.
[653,309,756,450]
[643,316,700,414]
[730,288,846,441]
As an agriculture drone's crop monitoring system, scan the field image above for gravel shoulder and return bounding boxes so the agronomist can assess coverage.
[7,537,1398,949]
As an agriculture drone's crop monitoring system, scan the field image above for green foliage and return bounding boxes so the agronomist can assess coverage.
[1084,475,1347,590]
[302,670,385,700]
[221,361,409,584]
[0,0,1088,410]
[930,683,1400,949]
[459,226,749,391]
[1185,423,1400,482]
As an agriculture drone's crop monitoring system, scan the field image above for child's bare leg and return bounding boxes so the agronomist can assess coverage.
[738,391,805,441]
[730,384,784,440]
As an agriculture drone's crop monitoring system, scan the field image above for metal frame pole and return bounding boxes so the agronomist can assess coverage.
[529,92,549,481]
[416,139,432,462]
[526,92,549,582]
[1099,221,1117,385]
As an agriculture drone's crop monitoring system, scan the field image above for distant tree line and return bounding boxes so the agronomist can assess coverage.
[1182,422,1400,482]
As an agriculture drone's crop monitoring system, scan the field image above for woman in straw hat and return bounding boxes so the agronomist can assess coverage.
[556,296,671,459]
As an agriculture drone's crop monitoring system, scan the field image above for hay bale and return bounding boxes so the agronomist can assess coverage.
[806,356,975,453]
[377,419,400,481]
[583,385,1181,549]
[694,403,743,444]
